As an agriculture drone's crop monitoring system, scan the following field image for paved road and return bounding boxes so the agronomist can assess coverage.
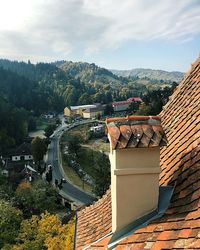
[46,121,96,205]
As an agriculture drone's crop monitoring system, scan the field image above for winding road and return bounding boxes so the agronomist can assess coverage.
[46,120,96,206]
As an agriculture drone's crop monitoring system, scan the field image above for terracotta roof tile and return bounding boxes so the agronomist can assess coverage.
[106,116,167,149]
[76,189,112,249]
[75,57,200,249]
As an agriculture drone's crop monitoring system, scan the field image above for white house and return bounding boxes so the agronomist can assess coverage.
[10,142,33,162]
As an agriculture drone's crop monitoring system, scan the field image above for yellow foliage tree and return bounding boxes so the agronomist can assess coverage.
[17,181,31,191]
[14,212,75,250]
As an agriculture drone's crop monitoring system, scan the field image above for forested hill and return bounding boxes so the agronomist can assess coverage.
[0,59,70,83]
[0,59,180,112]
[111,68,184,82]
[57,61,124,85]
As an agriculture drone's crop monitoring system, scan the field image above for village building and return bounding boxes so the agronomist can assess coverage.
[82,106,104,119]
[43,113,55,119]
[112,97,142,112]
[10,142,33,162]
[90,124,104,133]
[64,103,104,118]
[74,57,200,249]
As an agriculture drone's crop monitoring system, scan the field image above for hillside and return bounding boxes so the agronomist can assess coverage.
[57,61,125,85]
[111,68,184,82]
[0,59,179,112]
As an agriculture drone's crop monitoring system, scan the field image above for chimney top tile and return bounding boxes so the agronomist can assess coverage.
[106,116,167,150]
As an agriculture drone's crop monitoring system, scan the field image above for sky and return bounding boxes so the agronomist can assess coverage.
[0,0,199,71]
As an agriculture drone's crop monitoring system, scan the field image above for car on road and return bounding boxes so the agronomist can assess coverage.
[62,178,67,183]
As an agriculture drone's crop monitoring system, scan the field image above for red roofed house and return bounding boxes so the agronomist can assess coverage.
[75,57,200,249]
[112,97,142,112]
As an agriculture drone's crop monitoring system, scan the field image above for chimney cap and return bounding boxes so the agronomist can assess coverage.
[106,116,167,149]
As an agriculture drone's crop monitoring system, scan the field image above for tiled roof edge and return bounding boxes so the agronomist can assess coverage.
[77,188,111,216]
[162,55,200,112]
[106,116,161,124]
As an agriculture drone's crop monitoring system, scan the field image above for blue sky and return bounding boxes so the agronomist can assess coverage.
[0,0,199,72]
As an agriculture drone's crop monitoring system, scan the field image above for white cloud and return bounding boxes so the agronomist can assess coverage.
[0,0,199,61]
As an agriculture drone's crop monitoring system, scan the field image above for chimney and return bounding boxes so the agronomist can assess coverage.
[106,116,167,232]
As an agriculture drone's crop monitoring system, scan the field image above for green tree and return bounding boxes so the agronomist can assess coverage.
[67,136,81,156]
[46,168,53,183]
[15,180,60,217]
[0,199,22,248]
[93,152,111,197]
[31,137,47,165]
[44,124,56,138]
[135,102,151,115]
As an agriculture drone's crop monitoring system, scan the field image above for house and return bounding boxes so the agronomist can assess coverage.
[112,97,142,112]
[74,57,200,249]
[82,106,104,119]
[112,100,131,112]
[64,103,104,118]
[90,124,104,133]
[10,142,33,162]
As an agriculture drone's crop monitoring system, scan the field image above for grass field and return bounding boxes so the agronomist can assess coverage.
[60,124,110,193]
[61,154,93,193]
[36,117,56,131]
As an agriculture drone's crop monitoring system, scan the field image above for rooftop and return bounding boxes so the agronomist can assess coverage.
[70,104,97,110]
[75,56,200,249]
[9,142,32,156]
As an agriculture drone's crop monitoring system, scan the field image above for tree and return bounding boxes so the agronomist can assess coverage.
[0,199,22,248]
[46,168,53,183]
[67,136,81,156]
[135,102,151,115]
[14,212,74,250]
[93,152,111,197]
[31,137,47,165]
[15,180,60,217]
[28,116,36,131]
[104,104,114,116]
[44,124,56,138]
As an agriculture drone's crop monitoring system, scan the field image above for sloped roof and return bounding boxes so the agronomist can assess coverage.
[127,97,142,102]
[10,142,32,156]
[106,116,167,149]
[76,57,200,249]
[82,106,104,113]
[76,189,112,249]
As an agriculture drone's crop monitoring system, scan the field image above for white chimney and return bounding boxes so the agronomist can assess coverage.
[106,116,167,232]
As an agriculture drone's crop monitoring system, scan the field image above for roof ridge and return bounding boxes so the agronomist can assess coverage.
[106,115,161,124]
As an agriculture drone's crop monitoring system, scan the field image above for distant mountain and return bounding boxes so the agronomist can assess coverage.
[111,68,184,82]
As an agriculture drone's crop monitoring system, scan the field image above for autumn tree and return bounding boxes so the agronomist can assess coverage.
[15,180,60,217]
[14,212,75,250]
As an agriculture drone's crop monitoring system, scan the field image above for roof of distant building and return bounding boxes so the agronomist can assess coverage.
[75,56,200,249]
[10,142,32,156]
[82,106,104,113]
[127,97,142,102]
[112,97,142,107]
[112,100,131,106]
[70,103,102,110]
